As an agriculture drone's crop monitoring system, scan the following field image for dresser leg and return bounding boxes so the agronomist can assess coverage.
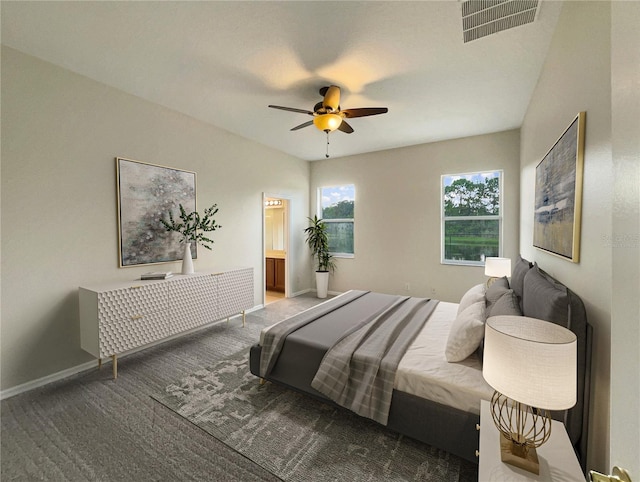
[98,358,102,370]
[242,310,246,327]
[112,355,118,380]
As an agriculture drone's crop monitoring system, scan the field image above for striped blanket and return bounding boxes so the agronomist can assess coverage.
[311,296,438,425]
[260,290,438,426]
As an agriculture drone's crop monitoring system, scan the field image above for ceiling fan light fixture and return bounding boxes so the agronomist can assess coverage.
[313,113,342,132]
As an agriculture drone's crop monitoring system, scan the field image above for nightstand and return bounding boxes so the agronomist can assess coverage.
[478,400,585,481]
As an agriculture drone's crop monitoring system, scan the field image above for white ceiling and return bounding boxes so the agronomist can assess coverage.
[1,1,562,161]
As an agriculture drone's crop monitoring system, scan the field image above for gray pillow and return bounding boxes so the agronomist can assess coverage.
[511,255,533,309]
[485,276,509,311]
[488,289,523,317]
[522,263,569,327]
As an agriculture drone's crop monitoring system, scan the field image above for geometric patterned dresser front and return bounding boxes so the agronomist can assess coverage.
[217,267,254,320]
[80,281,169,358]
[98,310,170,357]
[169,273,219,332]
[97,283,168,325]
[79,267,254,376]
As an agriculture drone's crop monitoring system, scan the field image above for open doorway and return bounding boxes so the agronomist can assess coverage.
[263,194,290,305]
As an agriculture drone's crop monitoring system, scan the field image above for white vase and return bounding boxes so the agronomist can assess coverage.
[181,242,194,275]
[315,271,329,299]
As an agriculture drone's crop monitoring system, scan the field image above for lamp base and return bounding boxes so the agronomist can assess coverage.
[499,433,540,475]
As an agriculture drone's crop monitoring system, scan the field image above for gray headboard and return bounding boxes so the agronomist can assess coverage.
[513,255,593,471]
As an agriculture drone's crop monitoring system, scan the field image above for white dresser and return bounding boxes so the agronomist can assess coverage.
[79,267,253,378]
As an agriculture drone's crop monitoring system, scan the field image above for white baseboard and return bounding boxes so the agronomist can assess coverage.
[0,360,99,401]
[0,306,260,401]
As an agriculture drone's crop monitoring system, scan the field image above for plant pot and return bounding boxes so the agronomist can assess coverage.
[182,242,194,275]
[315,271,329,299]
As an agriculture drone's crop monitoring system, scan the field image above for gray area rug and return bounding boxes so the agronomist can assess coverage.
[153,349,477,482]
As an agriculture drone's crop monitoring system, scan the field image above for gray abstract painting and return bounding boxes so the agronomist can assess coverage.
[534,113,585,262]
[117,157,196,267]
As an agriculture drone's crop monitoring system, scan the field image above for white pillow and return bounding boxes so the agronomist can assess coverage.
[445,300,486,362]
[457,284,486,315]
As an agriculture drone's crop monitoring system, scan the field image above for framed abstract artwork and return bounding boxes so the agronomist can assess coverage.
[533,112,586,263]
[116,157,197,267]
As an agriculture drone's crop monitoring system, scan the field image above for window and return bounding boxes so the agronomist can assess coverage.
[442,171,502,265]
[319,184,355,256]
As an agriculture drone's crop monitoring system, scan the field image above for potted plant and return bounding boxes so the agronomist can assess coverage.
[160,203,221,274]
[304,215,335,298]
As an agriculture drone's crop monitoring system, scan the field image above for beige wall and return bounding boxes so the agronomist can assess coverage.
[520,2,612,472]
[1,47,311,391]
[611,2,640,478]
[310,129,521,303]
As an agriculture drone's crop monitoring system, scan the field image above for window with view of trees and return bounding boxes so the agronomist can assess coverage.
[319,184,355,256]
[442,171,502,265]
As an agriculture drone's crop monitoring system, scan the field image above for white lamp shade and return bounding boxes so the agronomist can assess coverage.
[482,315,577,410]
[484,257,512,278]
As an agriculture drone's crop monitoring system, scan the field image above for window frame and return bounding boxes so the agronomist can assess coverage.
[440,170,504,266]
[317,184,355,258]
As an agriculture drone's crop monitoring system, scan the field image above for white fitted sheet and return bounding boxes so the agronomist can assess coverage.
[395,301,494,415]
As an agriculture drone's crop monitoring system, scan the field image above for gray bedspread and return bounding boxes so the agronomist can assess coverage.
[259,290,369,377]
[311,296,438,425]
[261,289,439,426]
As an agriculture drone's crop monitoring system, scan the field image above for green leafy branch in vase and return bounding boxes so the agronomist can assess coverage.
[160,204,222,250]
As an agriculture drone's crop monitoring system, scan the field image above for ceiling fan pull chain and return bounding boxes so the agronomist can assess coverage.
[326,132,330,158]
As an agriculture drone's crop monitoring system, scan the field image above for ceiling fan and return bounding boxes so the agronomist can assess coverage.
[268,85,388,135]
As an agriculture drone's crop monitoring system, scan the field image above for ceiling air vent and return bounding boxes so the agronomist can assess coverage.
[462,0,540,43]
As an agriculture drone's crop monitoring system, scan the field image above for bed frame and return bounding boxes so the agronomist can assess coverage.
[249,258,592,471]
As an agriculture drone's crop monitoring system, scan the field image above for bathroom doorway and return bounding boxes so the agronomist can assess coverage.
[263,194,289,305]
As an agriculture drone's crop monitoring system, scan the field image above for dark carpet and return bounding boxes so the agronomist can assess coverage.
[2,294,476,481]
[154,349,477,482]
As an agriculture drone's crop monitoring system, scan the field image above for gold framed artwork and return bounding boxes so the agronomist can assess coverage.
[116,157,196,267]
[533,112,586,263]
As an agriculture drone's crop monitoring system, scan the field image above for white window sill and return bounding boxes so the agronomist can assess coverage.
[442,260,484,267]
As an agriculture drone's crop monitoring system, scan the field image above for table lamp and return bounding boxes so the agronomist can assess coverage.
[484,257,511,286]
[482,315,577,474]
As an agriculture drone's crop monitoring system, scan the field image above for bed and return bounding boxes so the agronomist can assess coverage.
[249,256,592,470]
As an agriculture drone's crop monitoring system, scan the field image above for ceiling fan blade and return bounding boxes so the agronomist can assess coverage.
[337,120,354,134]
[342,107,388,118]
[322,85,341,112]
[268,105,314,115]
[290,120,314,131]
